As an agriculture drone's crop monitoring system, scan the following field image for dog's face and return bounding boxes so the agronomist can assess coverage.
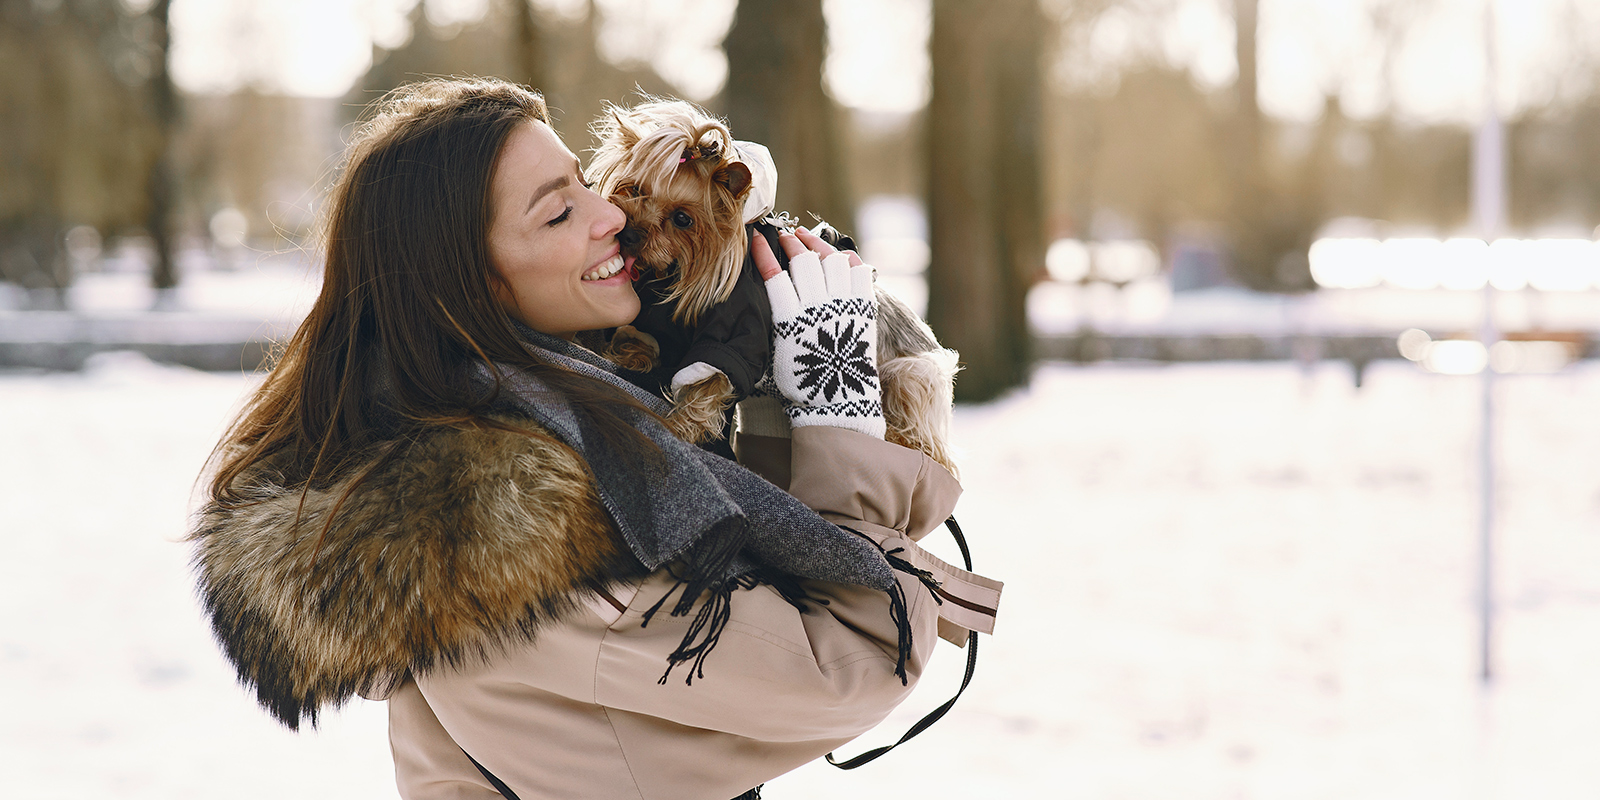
[610,153,750,281]
[589,100,754,324]
[608,153,751,323]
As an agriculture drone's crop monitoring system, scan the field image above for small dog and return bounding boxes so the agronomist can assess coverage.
[588,98,960,475]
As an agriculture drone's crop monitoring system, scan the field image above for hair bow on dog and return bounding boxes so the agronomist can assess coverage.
[679,142,722,164]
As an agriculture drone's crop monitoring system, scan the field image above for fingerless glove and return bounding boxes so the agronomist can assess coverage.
[763,250,885,439]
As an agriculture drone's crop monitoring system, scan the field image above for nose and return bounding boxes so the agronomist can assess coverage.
[617,226,644,252]
[595,193,626,240]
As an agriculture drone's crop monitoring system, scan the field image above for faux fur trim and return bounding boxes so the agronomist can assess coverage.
[188,417,642,729]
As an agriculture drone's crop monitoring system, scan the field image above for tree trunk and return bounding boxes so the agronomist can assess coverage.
[1225,0,1315,291]
[2,7,69,307]
[147,0,179,298]
[721,0,852,229]
[989,0,1045,384]
[511,0,546,95]
[925,0,1043,401]
[1224,0,1266,288]
[1233,0,1262,181]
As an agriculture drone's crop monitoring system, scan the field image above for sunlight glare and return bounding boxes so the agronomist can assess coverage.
[1046,239,1091,283]
[1379,238,1444,290]
[1438,238,1489,291]
[1488,239,1531,291]
[1525,239,1597,292]
[1308,237,1381,289]
[1422,339,1488,375]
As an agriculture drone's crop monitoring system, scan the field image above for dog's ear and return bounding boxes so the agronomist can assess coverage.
[608,106,640,147]
[713,161,753,199]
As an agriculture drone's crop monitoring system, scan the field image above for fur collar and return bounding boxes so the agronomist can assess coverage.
[188,417,643,729]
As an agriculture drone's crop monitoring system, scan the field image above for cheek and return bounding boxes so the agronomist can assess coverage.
[484,240,515,304]
[489,240,562,313]
[488,270,529,323]
[617,286,642,318]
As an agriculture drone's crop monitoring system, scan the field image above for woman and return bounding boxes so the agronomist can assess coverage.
[189,77,998,800]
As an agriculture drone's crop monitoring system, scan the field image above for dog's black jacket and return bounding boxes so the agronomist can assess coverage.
[620,219,856,456]
[627,224,776,399]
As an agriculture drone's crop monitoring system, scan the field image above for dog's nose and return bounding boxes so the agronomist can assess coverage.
[617,226,644,251]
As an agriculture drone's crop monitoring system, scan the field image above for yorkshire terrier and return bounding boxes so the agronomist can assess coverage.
[587,98,960,475]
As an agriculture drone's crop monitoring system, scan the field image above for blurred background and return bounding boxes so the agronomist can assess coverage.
[3,0,1600,797]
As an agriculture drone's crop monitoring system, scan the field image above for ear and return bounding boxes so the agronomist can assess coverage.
[713,161,752,199]
[609,107,640,147]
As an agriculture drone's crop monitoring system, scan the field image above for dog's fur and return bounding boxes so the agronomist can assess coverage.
[589,98,961,475]
[876,290,961,475]
[187,419,643,730]
[588,101,752,327]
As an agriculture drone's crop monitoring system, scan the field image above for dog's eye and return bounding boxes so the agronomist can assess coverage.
[671,210,694,229]
[618,184,639,198]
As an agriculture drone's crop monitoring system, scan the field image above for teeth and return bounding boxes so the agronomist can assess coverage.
[583,254,625,281]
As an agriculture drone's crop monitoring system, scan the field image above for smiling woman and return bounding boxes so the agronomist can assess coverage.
[185,76,986,800]
[485,120,640,338]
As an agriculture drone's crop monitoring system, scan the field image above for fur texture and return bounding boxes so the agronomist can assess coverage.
[589,99,752,326]
[606,324,660,372]
[188,418,643,730]
[666,370,736,443]
[873,287,962,477]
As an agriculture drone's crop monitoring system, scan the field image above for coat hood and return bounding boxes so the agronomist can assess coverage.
[188,419,642,729]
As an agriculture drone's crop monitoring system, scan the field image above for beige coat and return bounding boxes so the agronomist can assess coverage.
[190,414,998,800]
[390,426,998,800]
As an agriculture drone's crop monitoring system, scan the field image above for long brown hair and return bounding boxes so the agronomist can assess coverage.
[208,77,652,506]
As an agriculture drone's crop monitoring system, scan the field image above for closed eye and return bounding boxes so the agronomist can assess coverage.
[548,206,573,226]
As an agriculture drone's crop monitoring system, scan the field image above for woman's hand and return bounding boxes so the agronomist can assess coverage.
[751,229,884,439]
[751,226,864,279]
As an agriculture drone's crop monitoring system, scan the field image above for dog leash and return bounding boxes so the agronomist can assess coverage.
[825,515,981,770]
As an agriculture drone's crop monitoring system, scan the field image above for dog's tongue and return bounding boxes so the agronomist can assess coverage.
[623,255,639,281]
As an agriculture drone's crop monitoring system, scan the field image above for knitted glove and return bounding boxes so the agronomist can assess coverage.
[763,249,884,438]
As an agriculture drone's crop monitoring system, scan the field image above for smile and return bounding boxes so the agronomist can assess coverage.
[582,254,627,281]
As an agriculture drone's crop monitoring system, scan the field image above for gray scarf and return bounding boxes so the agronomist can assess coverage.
[473,324,909,683]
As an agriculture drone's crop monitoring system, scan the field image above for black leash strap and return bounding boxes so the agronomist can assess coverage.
[826,516,980,769]
[463,749,523,800]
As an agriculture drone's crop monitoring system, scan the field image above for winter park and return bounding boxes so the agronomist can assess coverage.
[5,1,1600,798]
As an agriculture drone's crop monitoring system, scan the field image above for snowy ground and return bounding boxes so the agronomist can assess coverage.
[1026,282,1600,337]
[3,355,1599,799]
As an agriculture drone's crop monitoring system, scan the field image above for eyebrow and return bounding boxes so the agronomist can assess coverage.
[525,175,570,214]
[524,158,584,214]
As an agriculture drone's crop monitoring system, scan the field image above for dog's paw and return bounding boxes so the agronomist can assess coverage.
[606,325,660,372]
[666,373,736,444]
[664,408,721,444]
[881,348,961,478]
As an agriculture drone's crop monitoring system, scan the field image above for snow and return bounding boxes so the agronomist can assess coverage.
[4,355,1599,799]
[0,251,321,320]
[1028,283,1600,337]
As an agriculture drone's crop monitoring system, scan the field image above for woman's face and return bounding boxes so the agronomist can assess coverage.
[486,121,638,339]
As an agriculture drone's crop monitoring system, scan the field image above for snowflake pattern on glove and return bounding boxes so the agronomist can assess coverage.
[794,317,876,403]
[764,252,885,438]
